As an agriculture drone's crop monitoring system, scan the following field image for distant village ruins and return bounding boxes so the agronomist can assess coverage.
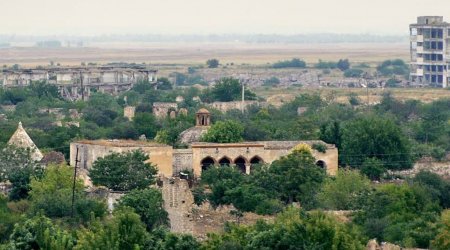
[2,65,157,100]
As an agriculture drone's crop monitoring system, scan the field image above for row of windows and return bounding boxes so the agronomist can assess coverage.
[411,28,450,37]
[418,53,444,61]
[423,65,446,72]
[419,41,444,50]
[425,74,444,84]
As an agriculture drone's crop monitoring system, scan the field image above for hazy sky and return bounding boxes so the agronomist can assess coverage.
[1,0,449,35]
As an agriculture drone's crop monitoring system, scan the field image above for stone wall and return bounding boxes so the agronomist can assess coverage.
[173,149,193,175]
[152,102,178,119]
[70,140,173,177]
[161,178,194,234]
[389,159,450,179]
[123,106,136,121]
[209,101,264,113]
[191,141,338,177]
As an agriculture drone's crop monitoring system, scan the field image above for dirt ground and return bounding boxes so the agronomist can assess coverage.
[257,87,450,105]
[0,42,409,66]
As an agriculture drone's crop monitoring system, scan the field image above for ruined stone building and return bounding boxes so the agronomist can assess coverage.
[8,122,43,161]
[410,16,450,88]
[2,66,157,100]
[71,108,338,177]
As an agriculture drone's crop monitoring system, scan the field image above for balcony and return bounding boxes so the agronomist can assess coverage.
[417,35,424,42]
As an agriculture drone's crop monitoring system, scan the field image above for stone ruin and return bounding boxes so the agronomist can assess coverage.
[124,106,136,121]
[8,122,43,161]
[152,102,178,119]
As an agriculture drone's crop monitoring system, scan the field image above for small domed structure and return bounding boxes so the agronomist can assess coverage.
[179,108,211,144]
[196,108,210,126]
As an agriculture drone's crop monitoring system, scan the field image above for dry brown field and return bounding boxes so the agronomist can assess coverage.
[256,87,450,106]
[0,42,409,66]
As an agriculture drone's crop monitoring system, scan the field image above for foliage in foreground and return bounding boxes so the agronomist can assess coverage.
[89,150,157,191]
[202,207,366,250]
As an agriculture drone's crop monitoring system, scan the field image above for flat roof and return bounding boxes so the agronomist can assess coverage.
[191,140,334,149]
[74,139,169,148]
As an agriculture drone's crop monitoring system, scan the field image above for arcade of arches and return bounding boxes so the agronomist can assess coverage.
[191,141,338,177]
[201,155,264,173]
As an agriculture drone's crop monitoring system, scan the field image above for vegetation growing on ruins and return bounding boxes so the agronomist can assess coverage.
[0,76,450,248]
[89,150,158,191]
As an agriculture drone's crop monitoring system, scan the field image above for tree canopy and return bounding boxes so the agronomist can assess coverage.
[89,150,158,191]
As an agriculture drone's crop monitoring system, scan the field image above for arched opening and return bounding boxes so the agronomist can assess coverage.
[218,157,231,166]
[250,156,264,166]
[234,156,247,173]
[201,157,215,171]
[316,160,327,169]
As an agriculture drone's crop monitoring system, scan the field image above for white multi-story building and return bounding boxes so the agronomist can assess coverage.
[410,16,450,88]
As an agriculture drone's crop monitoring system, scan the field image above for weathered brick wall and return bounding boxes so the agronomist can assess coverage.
[161,178,194,234]
[173,149,193,175]
[209,101,264,112]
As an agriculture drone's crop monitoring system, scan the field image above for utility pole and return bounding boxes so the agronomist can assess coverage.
[241,82,245,113]
[71,146,80,218]
[80,71,84,101]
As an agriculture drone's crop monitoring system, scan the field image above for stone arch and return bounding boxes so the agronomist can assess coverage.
[201,156,216,171]
[316,160,327,169]
[250,156,264,166]
[218,156,232,166]
[234,156,247,173]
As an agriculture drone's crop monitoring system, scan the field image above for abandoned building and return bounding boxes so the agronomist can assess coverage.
[70,108,338,177]
[410,16,450,88]
[8,122,43,161]
[152,102,178,119]
[179,108,211,144]
[1,66,157,100]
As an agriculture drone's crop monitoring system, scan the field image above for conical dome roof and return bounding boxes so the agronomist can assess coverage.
[8,122,43,161]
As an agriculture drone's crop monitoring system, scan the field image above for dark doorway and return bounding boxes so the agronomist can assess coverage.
[219,157,231,166]
[250,156,263,166]
[316,160,326,169]
[201,157,215,171]
[234,156,247,173]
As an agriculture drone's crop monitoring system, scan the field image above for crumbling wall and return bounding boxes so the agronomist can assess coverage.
[124,106,136,121]
[389,159,450,179]
[173,149,193,175]
[209,101,263,113]
[161,178,194,234]
[152,102,178,119]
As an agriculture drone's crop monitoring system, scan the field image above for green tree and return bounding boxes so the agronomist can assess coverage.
[202,120,244,143]
[344,68,364,78]
[360,157,386,181]
[355,183,440,248]
[133,113,158,139]
[263,146,326,207]
[341,115,412,170]
[89,150,158,191]
[202,208,365,250]
[75,207,149,250]
[348,92,361,106]
[0,146,43,200]
[206,59,219,68]
[29,165,106,220]
[118,188,169,231]
[206,77,256,102]
[318,169,371,210]
[413,171,450,209]
[157,77,173,90]
[337,59,350,71]
[8,213,75,250]
[272,58,306,68]
[431,210,450,250]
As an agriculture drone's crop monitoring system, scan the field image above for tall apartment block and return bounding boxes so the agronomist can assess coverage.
[410,16,450,88]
